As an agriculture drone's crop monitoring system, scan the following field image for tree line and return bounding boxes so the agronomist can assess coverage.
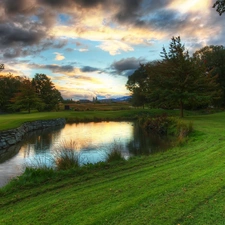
[0,73,63,113]
[126,37,224,117]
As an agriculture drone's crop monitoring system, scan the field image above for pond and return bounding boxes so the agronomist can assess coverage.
[0,121,170,187]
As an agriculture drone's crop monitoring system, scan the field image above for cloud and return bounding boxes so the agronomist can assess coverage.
[0,23,45,47]
[3,0,36,15]
[28,63,102,77]
[81,66,100,73]
[28,63,74,74]
[110,57,145,76]
[2,0,220,58]
[79,48,89,52]
[54,52,65,61]
[114,0,143,24]
[98,40,134,55]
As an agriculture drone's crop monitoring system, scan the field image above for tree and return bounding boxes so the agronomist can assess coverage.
[145,36,218,117]
[32,74,63,111]
[11,78,44,113]
[213,0,225,15]
[0,74,22,112]
[126,64,148,108]
[194,45,225,106]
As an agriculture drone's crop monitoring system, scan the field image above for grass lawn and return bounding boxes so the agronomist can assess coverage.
[0,111,225,224]
[0,108,181,131]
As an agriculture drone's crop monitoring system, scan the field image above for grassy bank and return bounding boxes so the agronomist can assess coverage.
[0,108,182,131]
[0,112,225,224]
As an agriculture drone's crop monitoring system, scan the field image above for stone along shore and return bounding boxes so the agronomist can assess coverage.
[0,118,66,151]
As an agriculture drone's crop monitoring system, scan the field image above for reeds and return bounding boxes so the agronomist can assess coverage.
[53,140,80,170]
[105,141,124,162]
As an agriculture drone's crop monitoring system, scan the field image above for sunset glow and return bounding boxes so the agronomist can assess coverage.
[0,0,224,100]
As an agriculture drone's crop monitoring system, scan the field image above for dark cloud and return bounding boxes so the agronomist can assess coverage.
[147,9,189,30]
[110,57,145,76]
[29,64,75,73]
[114,0,171,26]
[81,66,100,73]
[38,0,72,8]
[1,0,225,64]
[4,0,36,15]
[73,0,108,8]
[39,0,110,9]
[0,23,45,46]
[115,0,143,23]
[3,49,24,58]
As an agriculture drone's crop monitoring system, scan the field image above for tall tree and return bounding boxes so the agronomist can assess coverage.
[11,78,44,113]
[32,74,62,111]
[126,64,148,108]
[0,74,21,112]
[194,45,225,106]
[145,36,219,117]
[213,0,225,15]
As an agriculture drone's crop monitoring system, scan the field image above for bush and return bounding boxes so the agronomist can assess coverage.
[139,113,171,135]
[139,114,194,145]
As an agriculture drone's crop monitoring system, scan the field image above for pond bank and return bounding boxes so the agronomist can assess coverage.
[0,118,66,152]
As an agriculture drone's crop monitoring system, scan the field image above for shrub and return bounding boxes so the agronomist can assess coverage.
[53,140,80,170]
[139,113,171,135]
[139,114,194,145]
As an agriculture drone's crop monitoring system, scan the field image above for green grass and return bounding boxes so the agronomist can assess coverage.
[105,141,125,163]
[1,111,225,224]
[0,108,181,131]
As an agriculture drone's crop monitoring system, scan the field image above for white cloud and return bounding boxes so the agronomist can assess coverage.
[78,48,89,52]
[54,52,65,61]
[98,40,134,55]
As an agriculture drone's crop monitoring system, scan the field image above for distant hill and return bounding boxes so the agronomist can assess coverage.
[99,96,131,103]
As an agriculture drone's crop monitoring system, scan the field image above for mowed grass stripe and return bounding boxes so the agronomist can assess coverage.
[1,111,225,224]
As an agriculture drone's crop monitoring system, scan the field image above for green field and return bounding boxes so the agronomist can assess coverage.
[1,110,225,224]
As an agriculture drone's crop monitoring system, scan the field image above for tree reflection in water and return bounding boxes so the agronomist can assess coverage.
[127,122,171,156]
[0,122,172,187]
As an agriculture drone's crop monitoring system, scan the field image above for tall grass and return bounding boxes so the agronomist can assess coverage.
[53,140,80,170]
[176,120,193,145]
[105,141,125,162]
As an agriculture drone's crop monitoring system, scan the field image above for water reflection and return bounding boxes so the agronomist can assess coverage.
[127,122,170,155]
[0,121,170,187]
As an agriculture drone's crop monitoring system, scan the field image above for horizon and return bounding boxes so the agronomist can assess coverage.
[0,0,224,100]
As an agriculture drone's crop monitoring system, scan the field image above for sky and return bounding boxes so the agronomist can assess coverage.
[0,0,224,100]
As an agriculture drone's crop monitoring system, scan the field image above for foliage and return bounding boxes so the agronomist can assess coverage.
[10,78,44,113]
[0,74,21,112]
[32,73,63,111]
[139,114,193,144]
[129,36,219,117]
[53,140,80,170]
[62,98,75,104]
[0,73,63,113]
[213,0,225,15]
[194,45,225,106]
[126,64,148,107]
[139,113,171,135]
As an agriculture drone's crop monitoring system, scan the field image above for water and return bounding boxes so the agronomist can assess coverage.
[0,121,170,187]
